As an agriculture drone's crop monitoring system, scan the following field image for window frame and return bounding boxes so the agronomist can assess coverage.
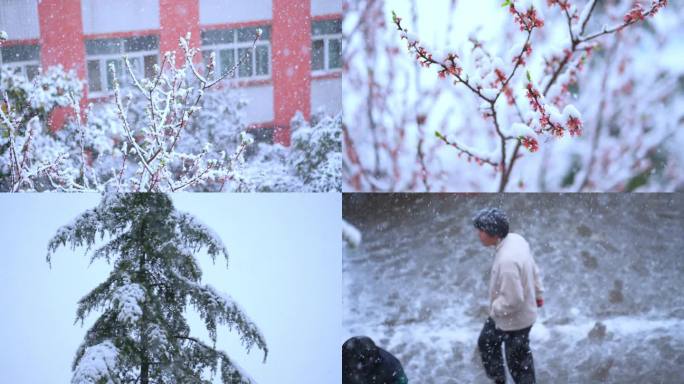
[85,36,159,98]
[312,19,342,75]
[200,26,272,82]
[0,44,41,81]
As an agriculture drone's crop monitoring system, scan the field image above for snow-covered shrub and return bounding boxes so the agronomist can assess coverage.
[237,112,342,192]
[0,64,83,123]
[2,28,343,192]
[1,61,86,191]
[183,85,249,154]
[290,112,342,191]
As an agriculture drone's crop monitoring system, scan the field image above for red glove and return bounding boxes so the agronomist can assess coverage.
[536,298,544,308]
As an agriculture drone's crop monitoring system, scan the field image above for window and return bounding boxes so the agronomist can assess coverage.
[85,35,159,95]
[201,26,271,81]
[0,44,41,80]
[312,19,342,73]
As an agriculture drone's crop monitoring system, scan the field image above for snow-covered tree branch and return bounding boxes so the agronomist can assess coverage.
[344,0,681,191]
[2,28,342,192]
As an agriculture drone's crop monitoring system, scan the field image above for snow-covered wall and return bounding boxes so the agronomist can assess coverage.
[238,84,274,124]
[312,0,341,16]
[81,0,159,35]
[0,0,40,40]
[311,77,341,116]
[199,0,272,25]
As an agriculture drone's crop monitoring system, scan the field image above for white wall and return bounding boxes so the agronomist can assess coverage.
[311,77,341,116]
[200,0,272,25]
[237,84,274,124]
[81,0,159,35]
[311,0,341,16]
[0,0,39,40]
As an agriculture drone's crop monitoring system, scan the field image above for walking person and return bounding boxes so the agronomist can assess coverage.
[473,208,544,384]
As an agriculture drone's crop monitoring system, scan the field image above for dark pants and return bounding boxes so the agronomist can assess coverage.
[478,317,535,384]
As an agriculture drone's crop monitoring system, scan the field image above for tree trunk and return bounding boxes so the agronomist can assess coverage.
[139,221,150,384]
[141,359,149,384]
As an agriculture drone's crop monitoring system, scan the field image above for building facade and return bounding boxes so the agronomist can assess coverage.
[0,0,342,145]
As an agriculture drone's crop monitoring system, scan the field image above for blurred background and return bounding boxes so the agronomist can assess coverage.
[343,0,684,192]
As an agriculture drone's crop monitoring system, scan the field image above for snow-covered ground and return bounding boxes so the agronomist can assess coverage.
[343,194,684,383]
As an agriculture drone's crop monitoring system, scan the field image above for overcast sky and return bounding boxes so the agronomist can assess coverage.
[0,193,341,383]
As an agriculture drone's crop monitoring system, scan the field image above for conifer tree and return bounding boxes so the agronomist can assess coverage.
[47,193,267,384]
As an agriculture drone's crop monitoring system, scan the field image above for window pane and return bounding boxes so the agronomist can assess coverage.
[201,29,234,46]
[255,45,269,76]
[312,39,324,71]
[26,65,40,80]
[86,38,122,55]
[237,47,253,78]
[87,60,102,92]
[219,48,235,78]
[106,59,123,90]
[125,57,141,84]
[125,36,158,52]
[237,26,269,42]
[312,20,341,35]
[1,45,40,63]
[328,38,341,69]
[144,55,157,79]
[7,66,21,76]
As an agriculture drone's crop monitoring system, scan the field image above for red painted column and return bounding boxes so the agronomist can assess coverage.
[38,0,87,129]
[159,0,201,64]
[272,0,311,146]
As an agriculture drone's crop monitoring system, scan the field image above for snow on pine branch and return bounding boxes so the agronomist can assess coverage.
[174,269,268,362]
[171,211,229,264]
[111,279,146,323]
[71,341,119,384]
[220,355,256,384]
[48,193,268,383]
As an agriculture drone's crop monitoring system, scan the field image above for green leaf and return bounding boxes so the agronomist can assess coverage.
[526,70,532,82]
[502,0,511,7]
[391,10,398,23]
[434,131,445,140]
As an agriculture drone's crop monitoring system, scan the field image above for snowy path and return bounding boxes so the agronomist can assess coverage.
[343,194,684,383]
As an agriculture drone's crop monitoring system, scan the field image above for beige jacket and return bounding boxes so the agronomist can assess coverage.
[488,233,544,331]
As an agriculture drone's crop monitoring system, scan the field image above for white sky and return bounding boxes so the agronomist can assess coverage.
[0,193,341,383]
